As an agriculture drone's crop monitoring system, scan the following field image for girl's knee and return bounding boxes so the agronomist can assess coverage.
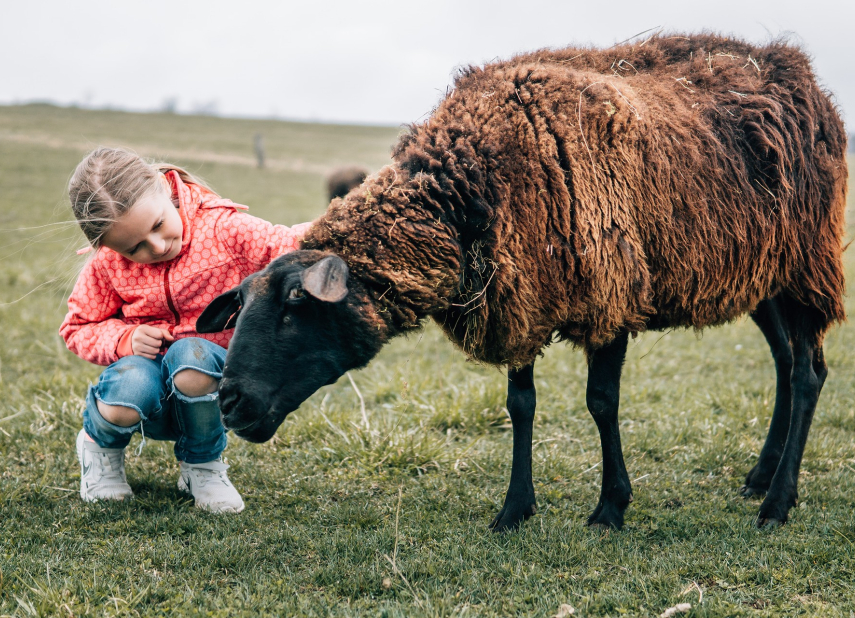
[164,338,224,375]
[96,400,142,426]
[95,356,163,420]
[172,369,218,398]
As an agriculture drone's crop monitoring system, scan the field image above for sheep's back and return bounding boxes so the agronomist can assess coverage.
[403,34,846,364]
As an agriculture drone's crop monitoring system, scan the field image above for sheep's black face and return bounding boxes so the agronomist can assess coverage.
[196,252,381,443]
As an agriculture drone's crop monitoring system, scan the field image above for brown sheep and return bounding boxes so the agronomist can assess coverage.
[326,166,368,201]
[198,33,848,532]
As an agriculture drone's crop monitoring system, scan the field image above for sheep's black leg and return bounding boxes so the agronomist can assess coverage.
[489,362,537,533]
[585,331,632,530]
[757,299,828,527]
[741,296,793,498]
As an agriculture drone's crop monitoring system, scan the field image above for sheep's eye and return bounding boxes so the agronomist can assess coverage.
[288,287,305,300]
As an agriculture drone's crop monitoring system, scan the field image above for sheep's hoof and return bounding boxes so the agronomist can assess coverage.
[586,500,626,530]
[756,494,794,528]
[488,500,536,533]
[739,484,767,499]
[741,464,774,498]
[585,515,623,531]
[756,516,785,529]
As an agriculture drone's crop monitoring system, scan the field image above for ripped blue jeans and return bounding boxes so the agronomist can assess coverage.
[83,337,227,464]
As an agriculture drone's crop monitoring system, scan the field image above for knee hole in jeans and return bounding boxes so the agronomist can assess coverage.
[96,401,142,427]
[173,369,218,398]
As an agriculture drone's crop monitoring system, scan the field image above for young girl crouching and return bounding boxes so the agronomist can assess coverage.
[60,147,312,512]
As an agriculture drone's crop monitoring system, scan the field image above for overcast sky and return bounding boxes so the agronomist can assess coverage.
[2,0,853,127]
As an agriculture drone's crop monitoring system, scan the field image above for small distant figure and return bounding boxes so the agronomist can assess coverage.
[326,166,368,201]
[254,133,265,169]
[160,97,178,114]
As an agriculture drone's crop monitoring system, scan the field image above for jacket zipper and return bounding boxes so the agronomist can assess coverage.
[163,263,179,326]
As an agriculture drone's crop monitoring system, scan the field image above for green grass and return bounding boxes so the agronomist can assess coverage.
[2,103,855,617]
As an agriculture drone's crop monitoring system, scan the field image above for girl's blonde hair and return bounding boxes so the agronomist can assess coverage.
[68,147,216,248]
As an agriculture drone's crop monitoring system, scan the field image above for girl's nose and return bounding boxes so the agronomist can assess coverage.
[151,237,167,255]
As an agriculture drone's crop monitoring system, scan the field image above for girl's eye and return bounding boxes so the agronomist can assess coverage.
[288,288,304,300]
[126,218,164,255]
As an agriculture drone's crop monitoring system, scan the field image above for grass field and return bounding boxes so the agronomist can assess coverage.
[1,103,855,617]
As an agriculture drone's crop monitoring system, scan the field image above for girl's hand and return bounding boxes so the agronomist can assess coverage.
[131,325,175,359]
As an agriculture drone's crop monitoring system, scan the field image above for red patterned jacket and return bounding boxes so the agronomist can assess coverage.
[60,171,312,366]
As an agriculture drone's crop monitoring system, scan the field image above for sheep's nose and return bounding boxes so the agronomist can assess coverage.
[218,381,267,433]
[218,380,240,413]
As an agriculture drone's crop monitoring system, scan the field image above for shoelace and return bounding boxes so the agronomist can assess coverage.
[186,462,230,488]
[95,451,126,482]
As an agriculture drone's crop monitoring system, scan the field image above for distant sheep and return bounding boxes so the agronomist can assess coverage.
[326,166,368,201]
[199,34,847,532]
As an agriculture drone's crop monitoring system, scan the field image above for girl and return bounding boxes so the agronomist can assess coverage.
[61,147,312,513]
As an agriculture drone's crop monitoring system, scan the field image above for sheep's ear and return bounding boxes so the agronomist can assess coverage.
[301,255,349,303]
[196,288,241,332]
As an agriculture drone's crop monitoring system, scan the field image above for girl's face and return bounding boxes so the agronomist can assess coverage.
[101,178,183,264]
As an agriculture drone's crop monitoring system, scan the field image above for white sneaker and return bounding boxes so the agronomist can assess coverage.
[178,459,244,513]
[76,429,134,502]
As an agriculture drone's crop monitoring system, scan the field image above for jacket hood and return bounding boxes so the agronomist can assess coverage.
[166,170,247,261]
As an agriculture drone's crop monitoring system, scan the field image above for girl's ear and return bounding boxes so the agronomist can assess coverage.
[196,288,241,332]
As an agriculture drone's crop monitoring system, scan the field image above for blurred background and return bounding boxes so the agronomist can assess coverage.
[2,0,854,125]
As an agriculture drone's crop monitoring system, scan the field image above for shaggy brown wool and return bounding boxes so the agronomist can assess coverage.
[303,34,847,367]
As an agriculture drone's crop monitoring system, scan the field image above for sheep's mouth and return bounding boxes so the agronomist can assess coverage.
[218,393,268,434]
[219,379,293,439]
[222,388,299,443]
[229,408,287,443]
[222,413,263,434]
[218,370,334,442]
